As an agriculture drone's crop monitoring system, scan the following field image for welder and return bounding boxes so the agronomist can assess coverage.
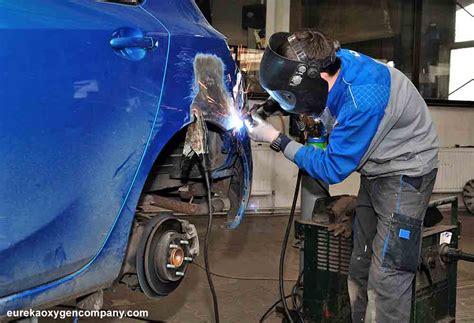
[245,30,439,323]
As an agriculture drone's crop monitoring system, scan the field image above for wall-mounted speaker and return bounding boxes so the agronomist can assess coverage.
[242,4,266,30]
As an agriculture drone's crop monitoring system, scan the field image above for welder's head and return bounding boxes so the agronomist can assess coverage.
[259,30,341,115]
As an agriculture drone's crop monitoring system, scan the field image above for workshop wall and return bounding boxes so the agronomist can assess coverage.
[430,107,474,147]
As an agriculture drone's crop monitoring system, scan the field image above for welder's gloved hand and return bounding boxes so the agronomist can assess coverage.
[250,99,287,119]
[244,115,280,143]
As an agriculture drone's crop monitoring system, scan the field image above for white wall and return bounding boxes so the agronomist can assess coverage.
[429,106,474,147]
[250,106,474,208]
[266,0,290,36]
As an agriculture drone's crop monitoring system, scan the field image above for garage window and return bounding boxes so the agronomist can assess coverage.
[447,3,474,101]
[290,0,474,106]
[418,0,474,103]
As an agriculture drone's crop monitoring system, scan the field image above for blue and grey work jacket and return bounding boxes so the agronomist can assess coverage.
[283,49,439,184]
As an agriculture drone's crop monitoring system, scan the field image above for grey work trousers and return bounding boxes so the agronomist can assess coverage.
[348,169,437,323]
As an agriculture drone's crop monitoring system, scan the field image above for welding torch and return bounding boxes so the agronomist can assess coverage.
[245,98,286,126]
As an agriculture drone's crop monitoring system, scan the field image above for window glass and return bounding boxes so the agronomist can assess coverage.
[288,0,474,103]
[418,0,455,100]
[419,0,473,101]
[293,0,415,82]
[449,47,474,100]
[217,0,473,103]
[455,3,474,42]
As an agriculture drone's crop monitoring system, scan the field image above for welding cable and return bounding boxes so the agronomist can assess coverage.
[192,261,298,282]
[259,273,303,323]
[279,170,303,323]
[258,294,292,323]
[200,156,220,323]
[315,178,330,197]
[458,283,474,289]
[278,115,286,135]
[291,270,304,322]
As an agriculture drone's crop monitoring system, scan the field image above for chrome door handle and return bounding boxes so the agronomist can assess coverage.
[110,36,158,50]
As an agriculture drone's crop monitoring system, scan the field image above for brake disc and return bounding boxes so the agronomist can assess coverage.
[136,213,199,298]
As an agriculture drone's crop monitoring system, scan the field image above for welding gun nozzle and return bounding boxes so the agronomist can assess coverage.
[244,113,257,127]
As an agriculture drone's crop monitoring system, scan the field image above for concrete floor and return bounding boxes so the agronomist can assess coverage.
[101,215,299,323]
[89,210,474,323]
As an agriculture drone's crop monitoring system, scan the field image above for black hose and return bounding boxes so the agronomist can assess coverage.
[201,156,220,323]
[279,170,303,323]
[259,294,292,323]
[259,272,304,322]
[457,252,474,262]
[449,250,474,262]
[291,270,304,310]
[291,270,304,323]
[314,178,330,197]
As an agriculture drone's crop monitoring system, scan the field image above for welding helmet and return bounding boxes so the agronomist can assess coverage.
[259,32,338,115]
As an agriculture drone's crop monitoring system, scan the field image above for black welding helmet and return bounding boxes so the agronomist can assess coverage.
[259,32,337,115]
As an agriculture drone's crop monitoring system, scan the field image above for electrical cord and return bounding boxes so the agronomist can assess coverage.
[201,156,220,323]
[279,170,303,323]
[314,178,330,197]
[259,272,304,323]
[192,261,298,282]
[192,261,303,322]
[291,270,304,323]
[259,294,292,323]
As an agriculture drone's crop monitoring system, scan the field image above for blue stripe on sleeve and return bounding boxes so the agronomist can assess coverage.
[294,83,389,184]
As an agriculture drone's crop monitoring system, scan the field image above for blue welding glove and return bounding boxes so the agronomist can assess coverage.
[244,114,280,143]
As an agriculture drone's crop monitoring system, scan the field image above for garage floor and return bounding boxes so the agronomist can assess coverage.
[89,210,474,323]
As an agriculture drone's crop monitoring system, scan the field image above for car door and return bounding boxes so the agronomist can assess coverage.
[0,0,169,297]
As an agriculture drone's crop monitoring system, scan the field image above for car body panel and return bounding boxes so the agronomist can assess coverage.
[0,1,171,298]
[0,0,251,313]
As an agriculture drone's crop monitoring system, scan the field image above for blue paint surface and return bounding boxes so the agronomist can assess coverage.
[0,0,251,313]
[399,229,411,240]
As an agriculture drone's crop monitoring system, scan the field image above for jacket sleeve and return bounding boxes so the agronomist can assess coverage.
[289,101,385,184]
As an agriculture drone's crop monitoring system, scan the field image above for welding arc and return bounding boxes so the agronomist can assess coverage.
[201,156,220,323]
[279,170,303,323]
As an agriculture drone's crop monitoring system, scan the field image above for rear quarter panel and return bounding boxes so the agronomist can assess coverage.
[0,0,251,313]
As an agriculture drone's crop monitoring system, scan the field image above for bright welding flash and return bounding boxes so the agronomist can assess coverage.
[230,71,246,131]
[228,112,244,130]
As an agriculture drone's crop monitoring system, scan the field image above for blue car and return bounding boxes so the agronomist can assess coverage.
[0,0,252,313]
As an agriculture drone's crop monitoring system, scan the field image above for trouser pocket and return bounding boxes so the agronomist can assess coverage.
[381,212,422,272]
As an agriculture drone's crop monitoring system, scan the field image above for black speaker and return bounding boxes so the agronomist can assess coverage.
[242,4,266,30]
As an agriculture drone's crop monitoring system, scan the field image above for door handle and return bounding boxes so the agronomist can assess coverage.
[110,36,158,50]
[110,27,157,61]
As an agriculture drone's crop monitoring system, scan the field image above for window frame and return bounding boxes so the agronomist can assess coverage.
[413,0,474,107]
[255,0,474,107]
